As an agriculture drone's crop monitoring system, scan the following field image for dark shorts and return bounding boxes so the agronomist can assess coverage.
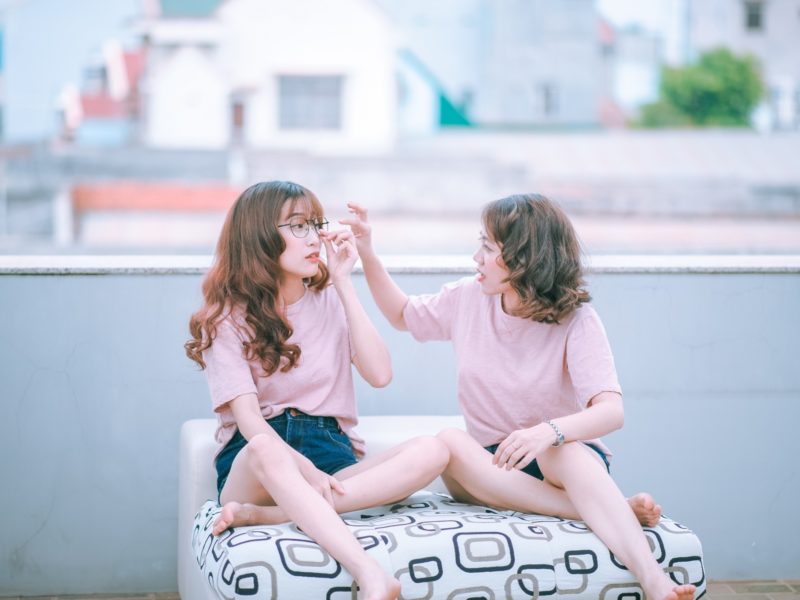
[215,408,358,497]
[484,441,611,481]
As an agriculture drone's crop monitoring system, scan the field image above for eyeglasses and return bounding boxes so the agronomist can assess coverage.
[277,217,330,238]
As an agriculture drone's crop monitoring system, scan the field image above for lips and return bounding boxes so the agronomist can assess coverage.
[476,271,485,282]
[306,252,320,263]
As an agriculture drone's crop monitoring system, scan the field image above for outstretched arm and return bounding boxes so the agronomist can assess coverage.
[340,202,410,331]
[321,228,392,388]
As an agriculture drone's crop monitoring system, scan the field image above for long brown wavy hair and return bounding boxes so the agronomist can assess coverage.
[483,193,590,324]
[185,181,328,374]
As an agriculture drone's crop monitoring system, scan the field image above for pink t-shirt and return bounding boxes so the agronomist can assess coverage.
[403,277,621,453]
[202,285,364,457]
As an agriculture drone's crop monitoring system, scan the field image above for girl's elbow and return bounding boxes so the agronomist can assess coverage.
[612,404,625,431]
[391,316,408,332]
[370,369,393,388]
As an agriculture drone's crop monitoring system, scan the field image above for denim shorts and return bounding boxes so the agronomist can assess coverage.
[484,441,610,481]
[215,408,358,496]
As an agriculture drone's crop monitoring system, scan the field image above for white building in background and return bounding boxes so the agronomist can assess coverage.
[688,0,800,130]
[141,0,398,152]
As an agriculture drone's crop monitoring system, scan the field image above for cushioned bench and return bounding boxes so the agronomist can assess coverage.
[179,417,706,599]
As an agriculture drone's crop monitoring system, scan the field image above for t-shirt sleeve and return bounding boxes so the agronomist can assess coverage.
[566,307,622,407]
[403,279,464,342]
[203,317,258,412]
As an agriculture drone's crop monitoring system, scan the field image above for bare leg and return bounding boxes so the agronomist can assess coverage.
[216,435,450,528]
[437,428,662,525]
[217,433,400,600]
[537,442,694,600]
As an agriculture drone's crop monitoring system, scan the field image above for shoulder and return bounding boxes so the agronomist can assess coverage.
[410,276,480,309]
[570,302,600,322]
[442,276,480,299]
[307,284,346,316]
[212,304,252,341]
[564,303,608,336]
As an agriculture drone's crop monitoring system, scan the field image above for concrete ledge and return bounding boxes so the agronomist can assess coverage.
[1,253,800,275]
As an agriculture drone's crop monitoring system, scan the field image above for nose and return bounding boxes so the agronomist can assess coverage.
[472,248,483,264]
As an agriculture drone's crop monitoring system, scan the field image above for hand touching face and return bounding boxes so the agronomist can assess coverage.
[320,229,358,284]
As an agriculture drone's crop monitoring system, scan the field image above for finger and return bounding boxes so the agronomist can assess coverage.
[330,476,346,495]
[324,230,351,246]
[514,452,534,470]
[321,237,337,262]
[338,220,367,238]
[494,438,516,467]
[338,239,356,255]
[332,229,354,241]
[346,202,368,220]
[495,447,514,469]
[492,441,508,466]
[504,444,525,470]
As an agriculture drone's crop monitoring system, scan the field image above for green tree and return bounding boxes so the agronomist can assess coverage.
[639,48,764,127]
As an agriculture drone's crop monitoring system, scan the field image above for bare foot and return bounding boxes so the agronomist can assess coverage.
[354,567,401,600]
[649,582,696,600]
[212,502,289,535]
[628,492,662,528]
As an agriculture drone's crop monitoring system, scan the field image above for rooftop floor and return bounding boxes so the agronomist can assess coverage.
[1,581,800,599]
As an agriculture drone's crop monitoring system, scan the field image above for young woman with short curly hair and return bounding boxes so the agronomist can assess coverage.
[346,193,695,600]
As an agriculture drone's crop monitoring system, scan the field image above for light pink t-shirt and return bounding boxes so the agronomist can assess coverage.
[404,277,621,453]
[202,285,365,457]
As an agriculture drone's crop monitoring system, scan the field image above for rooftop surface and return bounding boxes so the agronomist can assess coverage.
[1,580,799,599]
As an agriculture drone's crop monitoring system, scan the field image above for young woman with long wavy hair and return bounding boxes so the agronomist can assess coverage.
[344,193,695,600]
[186,180,449,600]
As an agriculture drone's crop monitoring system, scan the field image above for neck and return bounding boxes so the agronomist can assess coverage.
[279,276,306,307]
[501,290,520,314]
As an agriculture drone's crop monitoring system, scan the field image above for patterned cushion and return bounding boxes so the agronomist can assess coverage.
[193,492,706,599]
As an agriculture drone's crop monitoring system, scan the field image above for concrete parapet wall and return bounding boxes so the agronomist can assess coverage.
[0,255,798,594]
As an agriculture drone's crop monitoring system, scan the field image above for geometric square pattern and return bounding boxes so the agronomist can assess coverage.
[192,492,706,599]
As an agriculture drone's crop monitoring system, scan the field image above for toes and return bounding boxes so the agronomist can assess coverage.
[638,492,655,510]
[212,518,230,535]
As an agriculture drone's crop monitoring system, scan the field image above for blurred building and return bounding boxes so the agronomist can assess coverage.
[139,0,397,152]
[61,42,145,145]
[0,0,138,143]
[381,0,604,128]
[688,0,800,130]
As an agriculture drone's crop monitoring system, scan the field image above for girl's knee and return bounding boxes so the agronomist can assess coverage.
[414,435,450,468]
[436,427,469,447]
[246,434,290,474]
[540,441,583,462]
[538,441,605,476]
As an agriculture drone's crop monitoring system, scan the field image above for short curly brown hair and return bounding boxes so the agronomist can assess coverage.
[482,193,590,323]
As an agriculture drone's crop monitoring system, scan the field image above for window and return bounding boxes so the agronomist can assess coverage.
[278,75,343,130]
[538,83,558,117]
[230,94,245,142]
[744,0,764,31]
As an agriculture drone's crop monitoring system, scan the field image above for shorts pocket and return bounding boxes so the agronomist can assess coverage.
[324,428,353,452]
